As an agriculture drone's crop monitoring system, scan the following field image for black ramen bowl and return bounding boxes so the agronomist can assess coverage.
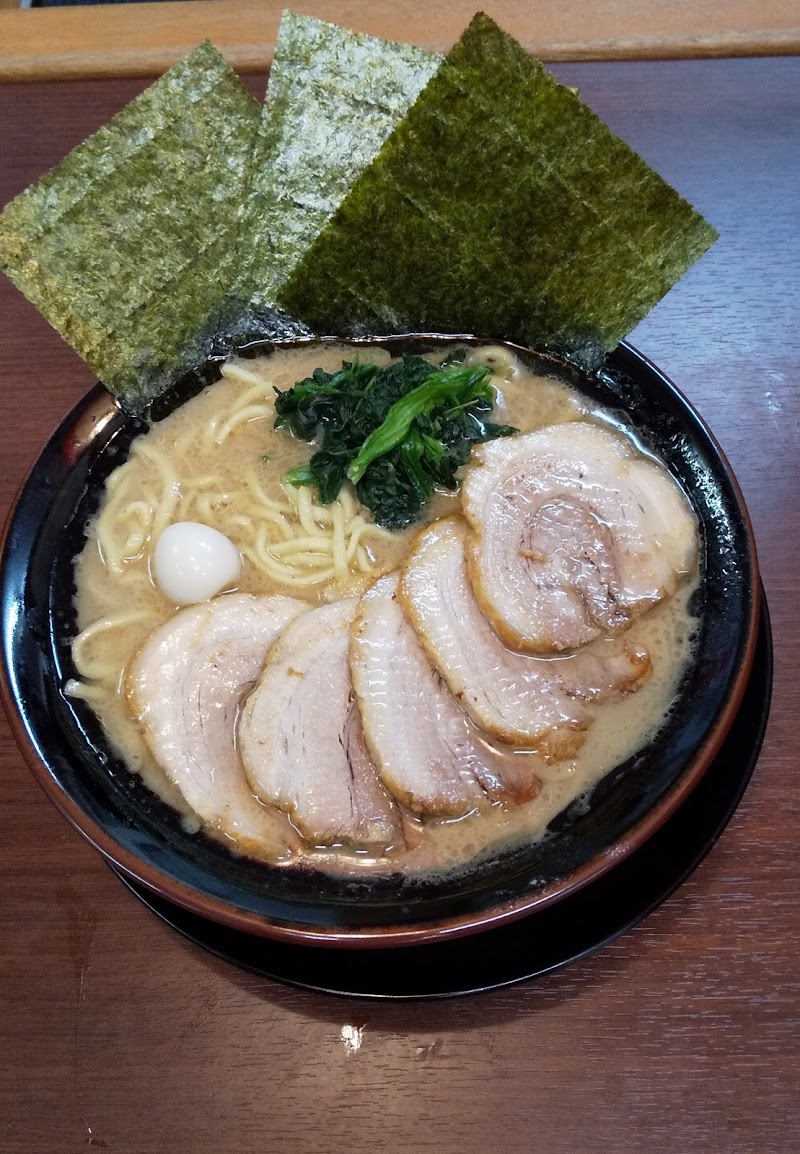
[0,335,760,947]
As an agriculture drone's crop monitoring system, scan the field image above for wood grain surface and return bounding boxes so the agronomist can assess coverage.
[0,0,799,82]
[1,57,799,1154]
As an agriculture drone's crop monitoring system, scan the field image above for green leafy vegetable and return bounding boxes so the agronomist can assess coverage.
[0,42,260,410]
[346,365,495,485]
[277,354,516,529]
[278,12,718,369]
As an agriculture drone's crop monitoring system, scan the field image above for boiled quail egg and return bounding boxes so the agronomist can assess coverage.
[153,522,242,605]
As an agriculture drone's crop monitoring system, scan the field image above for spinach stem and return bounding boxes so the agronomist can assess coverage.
[346,365,491,485]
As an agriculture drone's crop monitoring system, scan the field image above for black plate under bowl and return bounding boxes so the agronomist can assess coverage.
[112,590,772,996]
[0,336,761,946]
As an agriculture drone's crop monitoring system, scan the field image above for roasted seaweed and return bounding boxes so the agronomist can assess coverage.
[278,12,719,370]
[236,12,440,317]
[0,42,260,410]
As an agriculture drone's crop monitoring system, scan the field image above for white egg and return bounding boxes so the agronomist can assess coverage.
[153,522,242,605]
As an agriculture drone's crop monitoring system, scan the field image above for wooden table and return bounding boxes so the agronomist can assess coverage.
[1,49,799,1154]
[0,0,798,80]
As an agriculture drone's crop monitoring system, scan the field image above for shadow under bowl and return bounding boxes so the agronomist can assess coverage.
[0,335,761,948]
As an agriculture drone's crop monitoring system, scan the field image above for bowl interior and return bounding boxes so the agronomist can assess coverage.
[0,336,760,945]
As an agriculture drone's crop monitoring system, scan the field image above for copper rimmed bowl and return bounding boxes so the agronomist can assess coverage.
[0,335,761,947]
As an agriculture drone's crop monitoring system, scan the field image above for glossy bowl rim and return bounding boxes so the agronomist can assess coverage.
[0,336,762,948]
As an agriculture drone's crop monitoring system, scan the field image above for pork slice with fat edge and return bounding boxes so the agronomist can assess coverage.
[462,421,699,653]
[239,598,404,852]
[350,572,542,818]
[126,593,307,861]
[399,516,651,759]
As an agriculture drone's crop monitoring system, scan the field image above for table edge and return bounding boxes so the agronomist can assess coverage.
[0,2,798,84]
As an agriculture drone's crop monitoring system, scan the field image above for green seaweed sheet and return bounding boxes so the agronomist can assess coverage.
[233,11,440,320]
[0,42,260,410]
[278,13,718,368]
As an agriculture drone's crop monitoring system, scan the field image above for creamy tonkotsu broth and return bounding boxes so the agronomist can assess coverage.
[68,343,699,875]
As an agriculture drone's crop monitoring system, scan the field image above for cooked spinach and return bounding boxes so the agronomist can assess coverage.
[275,354,516,529]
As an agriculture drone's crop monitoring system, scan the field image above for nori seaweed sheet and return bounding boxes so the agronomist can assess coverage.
[0,42,260,410]
[231,12,440,326]
[0,13,720,408]
[278,12,719,368]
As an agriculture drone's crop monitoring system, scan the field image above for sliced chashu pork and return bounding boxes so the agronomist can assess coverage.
[239,599,404,851]
[351,573,542,818]
[462,421,699,653]
[400,517,651,759]
[126,593,306,861]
